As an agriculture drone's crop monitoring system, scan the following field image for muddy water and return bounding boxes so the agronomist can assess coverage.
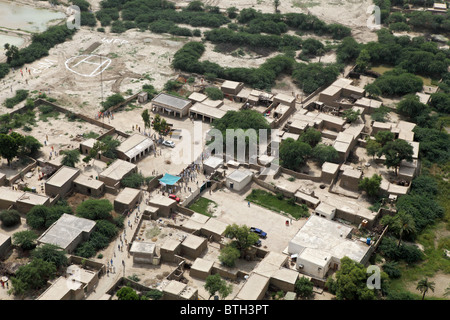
[0,1,65,33]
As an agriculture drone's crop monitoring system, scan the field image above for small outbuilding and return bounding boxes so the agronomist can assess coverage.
[180,234,207,259]
[203,156,223,175]
[189,258,214,280]
[225,169,253,191]
[73,174,105,197]
[220,80,244,96]
[45,166,81,198]
[0,232,12,259]
[129,241,156,264]
[99,159,137,188]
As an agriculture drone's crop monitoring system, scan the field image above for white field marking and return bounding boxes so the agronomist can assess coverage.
[65,54,111,77]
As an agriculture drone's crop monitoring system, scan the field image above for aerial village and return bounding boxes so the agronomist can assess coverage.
[0,0,449,302]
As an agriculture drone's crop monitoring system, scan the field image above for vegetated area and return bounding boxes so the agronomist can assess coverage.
[333,1,450,300]
[246,189,309,219]
[188,196,217,217]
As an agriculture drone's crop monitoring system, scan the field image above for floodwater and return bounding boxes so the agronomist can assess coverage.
[0,33,25,48]
[0,1,66,33]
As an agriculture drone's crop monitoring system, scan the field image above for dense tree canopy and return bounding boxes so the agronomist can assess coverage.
[279,138,312,170]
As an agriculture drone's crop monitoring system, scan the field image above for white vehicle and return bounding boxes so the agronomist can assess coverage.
[162,140,175,148]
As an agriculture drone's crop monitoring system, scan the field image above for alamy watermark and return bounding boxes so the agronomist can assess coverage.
[366,265,381,290]
[66,5,81,30]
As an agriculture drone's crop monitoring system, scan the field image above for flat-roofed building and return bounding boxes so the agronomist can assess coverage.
[189,102,226,123]
[114,187,141,213]
[130,241,156,264]
[203,98,223,108]
[203,156,223,175]
[151,92,192,118]
[273,93,295,108]
[226,169,253,191]
[148,194,177,218]
[180,234,207,259]
[321,162,340,183]
[288,215,371,279]
[0,232,12,259]
[332,140,351,163]
[220,80,244,96]
[99,159,137,188]
[288,119,310,134]
[200,218,228,242]
[37,265,98,300]
[162,280,198,300]
[16,192,50,214]
[0,187,24,210]
[79,138,97,157]
[371,121,392,136]
[294,191,320,209]
[45,166,81,198]
[340,167,362,191]
[73,174,105,197]
[160,238,182,263]
[235,273,270,300]
[37,214,96,253]
[0,172,6,187]
[314,202,336,220]
[235,87,252,103]
[354,97,382,114]
[116,133,154,163]
[190,258,214,280]
[188,92,207,104]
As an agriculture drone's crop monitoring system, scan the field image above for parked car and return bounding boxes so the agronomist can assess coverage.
[162,140,175,148]
[168,194,180,202]
[250,227,267,239]
[254,239,262,247]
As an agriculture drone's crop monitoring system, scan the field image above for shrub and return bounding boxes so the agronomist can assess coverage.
[4,90,29,108]
[144,289,163,300]
[76,199,113,221]
[382,261,402,279]
[0,210,21,227]
[204,87,224,100]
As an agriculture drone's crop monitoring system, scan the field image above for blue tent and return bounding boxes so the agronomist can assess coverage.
[158,173,181,186]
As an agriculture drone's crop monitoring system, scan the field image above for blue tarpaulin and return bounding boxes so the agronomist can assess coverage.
[158,173,181,186]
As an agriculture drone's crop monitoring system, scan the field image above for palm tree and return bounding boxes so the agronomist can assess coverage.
[381,211,416,248]
[416,278,435,300]
[394,211,416,248]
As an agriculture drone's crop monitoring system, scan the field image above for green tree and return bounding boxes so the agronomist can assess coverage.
[295,277,314,299]
[9,258,56,296]
[416,278,435,300]
[224,224,260,253]
[76,199,113,220]
[204,87,224,100]
[12,230,38,250]
[218,244,241,267]
[204,274,233,300]
[20,135,42,157]
[0,133,20,165]
[342,109,361,123]
[336,37,361,63]
[299,128,322,147]
[0,209,21,227]
[366,139,382,159]
[312,144,339,164]
[355,49,371,73]
[116,286,140,300]
[61,149,80,167]
[4,43,20,64]
[328,256,376,300]
[141,109,151,131]
[381,211,416,248]
[358,174,382,198]
[375,130,394,147]
[381,139,413,175]
[279,138,312,170]
[397,94,429,120]
[31,244,68,269]
[274,0,281,12]
[101,93,125,111]
[99,135,120,159]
